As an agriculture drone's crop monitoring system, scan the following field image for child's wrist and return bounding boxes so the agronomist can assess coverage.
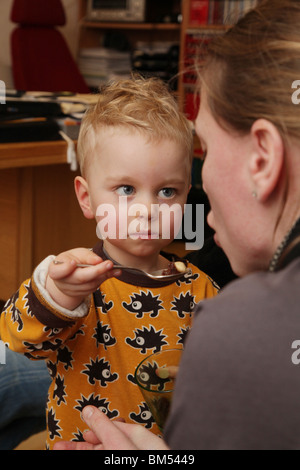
[45,276,85,311]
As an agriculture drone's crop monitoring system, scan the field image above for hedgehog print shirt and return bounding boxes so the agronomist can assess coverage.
[0,242,218,449]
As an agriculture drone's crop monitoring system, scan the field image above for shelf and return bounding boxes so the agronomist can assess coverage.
[80,21,181,31]
[0,140,70,169]
[186,24,228,32]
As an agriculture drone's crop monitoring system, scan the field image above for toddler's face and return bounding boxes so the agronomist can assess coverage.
[83,127,190,262]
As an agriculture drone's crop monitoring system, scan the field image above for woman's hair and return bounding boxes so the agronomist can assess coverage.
[198,0,300,143]
[77,76,193,175]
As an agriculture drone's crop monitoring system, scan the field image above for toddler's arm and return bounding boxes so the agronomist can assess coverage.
[0,248,121,358]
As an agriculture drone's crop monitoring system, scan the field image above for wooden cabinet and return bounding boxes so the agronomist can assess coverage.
[0,142,98,301]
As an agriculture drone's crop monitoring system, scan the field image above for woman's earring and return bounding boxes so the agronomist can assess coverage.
[252,190,258,199]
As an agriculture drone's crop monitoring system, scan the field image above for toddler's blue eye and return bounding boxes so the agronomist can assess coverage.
[159,188,175,198]
[116,185,134,196]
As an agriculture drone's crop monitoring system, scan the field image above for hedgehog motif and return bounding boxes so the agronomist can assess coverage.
[93,321,116,349]
[137,361,170,391]
[75,393,118,419]
[72,429,85,442]
[171,292,195,318]
[122,291,163,319]
[24,337,62,354]
[177,326,190,346]
[130,402,155,429]
[57,346,74,370]
[47,408,62,440]
[93,290,113,313]
[175,271,199,286]
[5,290,23,331]
[3,283,32,332]
[44,325,63,338]
[53,374,67,405]
[126,326,167,354]
[82,357,118,386]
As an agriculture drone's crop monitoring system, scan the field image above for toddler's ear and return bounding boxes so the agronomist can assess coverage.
[74,176,94,219]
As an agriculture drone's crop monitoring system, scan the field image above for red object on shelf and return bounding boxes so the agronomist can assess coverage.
[10,0,90,93]
[184,90,200,121]
[189,0,209,25]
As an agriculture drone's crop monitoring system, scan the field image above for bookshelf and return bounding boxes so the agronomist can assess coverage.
[77,0,259,154]
[178,1,259,114]
[178,0,259,158]
[77,0,182,89]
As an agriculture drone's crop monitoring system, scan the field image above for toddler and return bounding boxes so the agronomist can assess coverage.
[0,77,218,449]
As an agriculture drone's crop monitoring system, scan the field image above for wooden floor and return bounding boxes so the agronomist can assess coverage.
[14,431,47,450]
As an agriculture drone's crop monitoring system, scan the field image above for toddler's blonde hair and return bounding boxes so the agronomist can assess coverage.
[77,76,193,176]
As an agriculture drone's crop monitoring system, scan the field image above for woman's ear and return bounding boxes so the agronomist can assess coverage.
[249,119,285,202]
[74,176,94,219]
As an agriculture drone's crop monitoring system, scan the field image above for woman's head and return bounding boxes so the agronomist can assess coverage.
[196,0,300,276]
[199,0,300,143]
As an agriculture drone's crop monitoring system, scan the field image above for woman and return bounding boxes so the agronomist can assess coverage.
[55,0,300,450]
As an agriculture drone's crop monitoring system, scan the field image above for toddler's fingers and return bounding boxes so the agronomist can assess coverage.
[73,260,117,281]
[48,258,78,279]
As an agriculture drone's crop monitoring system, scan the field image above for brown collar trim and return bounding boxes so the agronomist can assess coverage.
[92,241,187,287]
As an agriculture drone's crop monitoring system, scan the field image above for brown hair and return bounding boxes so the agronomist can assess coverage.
[199,0,300,143]
[77,76,193,175]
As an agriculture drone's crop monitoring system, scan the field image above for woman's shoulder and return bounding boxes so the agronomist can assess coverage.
[193,257,300,331]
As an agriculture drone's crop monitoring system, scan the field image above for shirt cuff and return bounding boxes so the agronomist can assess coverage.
[32,255,91,320]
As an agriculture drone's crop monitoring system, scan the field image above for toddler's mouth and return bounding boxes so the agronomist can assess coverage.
[128,231,160,240]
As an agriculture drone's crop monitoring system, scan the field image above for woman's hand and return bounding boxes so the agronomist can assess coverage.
[46,248,121,310]
[54,406,169,450]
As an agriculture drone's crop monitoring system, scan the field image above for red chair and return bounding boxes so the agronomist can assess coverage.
[10,0,90,93]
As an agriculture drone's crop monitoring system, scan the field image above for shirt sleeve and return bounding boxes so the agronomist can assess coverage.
[0,256,91,359]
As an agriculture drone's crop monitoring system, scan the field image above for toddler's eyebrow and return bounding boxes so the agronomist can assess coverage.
[161,179,187,186]
[106,175,135,184]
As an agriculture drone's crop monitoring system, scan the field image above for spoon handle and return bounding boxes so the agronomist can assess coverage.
[53,260,133,270]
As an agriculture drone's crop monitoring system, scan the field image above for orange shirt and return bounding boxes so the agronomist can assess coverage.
[0,248,218,449]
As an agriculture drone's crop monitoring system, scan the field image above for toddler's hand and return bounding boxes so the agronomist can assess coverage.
[46,248,120,310]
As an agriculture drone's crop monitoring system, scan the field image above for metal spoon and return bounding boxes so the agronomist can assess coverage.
[53,260,192,282]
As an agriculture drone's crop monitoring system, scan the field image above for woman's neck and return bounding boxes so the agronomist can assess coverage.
[269,216,300,271]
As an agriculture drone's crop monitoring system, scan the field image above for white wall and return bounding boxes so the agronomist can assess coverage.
[0,0,80,87]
